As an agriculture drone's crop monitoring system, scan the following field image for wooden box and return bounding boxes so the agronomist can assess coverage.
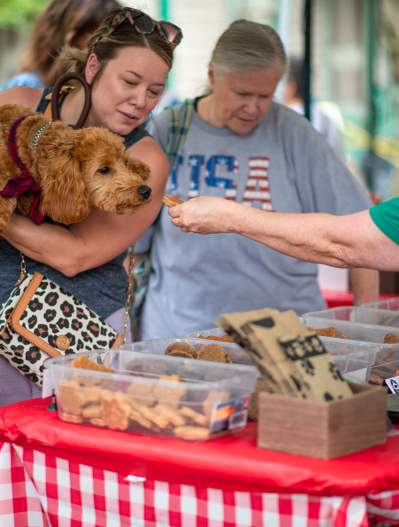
[258,383,387,458]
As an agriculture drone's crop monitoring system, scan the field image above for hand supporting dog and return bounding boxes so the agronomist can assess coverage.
[0,104,152,232]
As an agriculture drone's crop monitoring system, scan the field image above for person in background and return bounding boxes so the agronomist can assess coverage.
[0,7,182,404]
[283,56,345,158]
[138,19,378,340]
[0,0,120,90]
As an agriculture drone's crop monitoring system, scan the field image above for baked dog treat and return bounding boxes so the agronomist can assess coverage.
[198,343,232,363]
[70,355,113,372]
[165,342,197,358]
[101,393,131,431]
[162,195,183,207]
[306,326,338,337]
[164,341,233,363]
[384,332,399,344]
[57,379,86,416]
[173,425,210,440]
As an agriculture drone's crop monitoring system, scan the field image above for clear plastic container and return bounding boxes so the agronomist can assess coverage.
[122,337,252,365]
[317,337,380,383]
[48,350,258,441]
[183,327,230,340]
[301,313,399,345]
[367,359,399,387]
[363,297,399,311]
[122,336,378,386]
[305,306,399,328]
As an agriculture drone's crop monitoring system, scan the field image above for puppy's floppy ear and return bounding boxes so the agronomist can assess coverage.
[40,153,91,225]
[127,157,151,181]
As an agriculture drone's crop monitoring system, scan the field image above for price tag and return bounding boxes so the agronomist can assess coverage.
[385,376,399,394]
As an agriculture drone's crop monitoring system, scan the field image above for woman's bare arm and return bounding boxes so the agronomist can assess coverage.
[169,196,399,271]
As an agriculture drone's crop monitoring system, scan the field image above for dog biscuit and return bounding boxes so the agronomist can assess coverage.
[82,404,102,418]
[384,332,399,344]
[89,417,107,427]
[155,403,186,427]
[198,343,232,363]
[180,406,208,426]
[60,412,83,424]
[70,355,113,372]
[101,394,131,430]
[162,195,183,207]
[129,408,154,429]
[173,425,210,440]
[165,341,198,358]
[58,379,86,416]
[137,405,170,429]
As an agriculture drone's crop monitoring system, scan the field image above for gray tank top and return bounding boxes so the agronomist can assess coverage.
[0,89,149,318]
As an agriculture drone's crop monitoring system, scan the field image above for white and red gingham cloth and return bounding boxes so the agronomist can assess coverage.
[2,399,399,527]
[1,441,399,527]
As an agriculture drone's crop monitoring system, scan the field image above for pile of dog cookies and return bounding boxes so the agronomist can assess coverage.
[165,341,232,363]
[56,356,231,440]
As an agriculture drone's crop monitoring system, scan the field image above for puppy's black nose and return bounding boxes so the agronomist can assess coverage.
[138,185,151,200]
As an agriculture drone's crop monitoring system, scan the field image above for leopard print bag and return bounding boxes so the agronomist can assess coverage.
[0,271,124,386]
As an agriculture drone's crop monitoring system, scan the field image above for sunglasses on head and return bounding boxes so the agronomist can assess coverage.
[109,8,182,48]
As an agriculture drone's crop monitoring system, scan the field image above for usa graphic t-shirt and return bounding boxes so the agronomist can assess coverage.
[139,101,371,339]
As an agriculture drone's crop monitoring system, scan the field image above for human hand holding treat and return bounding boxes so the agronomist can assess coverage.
[167,196,242,234]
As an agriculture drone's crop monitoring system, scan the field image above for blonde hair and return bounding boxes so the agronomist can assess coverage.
[211,19,287,75]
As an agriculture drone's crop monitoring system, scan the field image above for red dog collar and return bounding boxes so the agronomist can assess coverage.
[1,115,45,225]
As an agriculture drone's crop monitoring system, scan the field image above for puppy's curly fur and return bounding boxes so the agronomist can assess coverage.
[0,104,151,232]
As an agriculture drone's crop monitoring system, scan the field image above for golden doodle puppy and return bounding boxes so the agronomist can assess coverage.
[0,104,151,231]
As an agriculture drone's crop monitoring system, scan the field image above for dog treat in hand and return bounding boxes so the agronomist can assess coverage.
[162,195,183,207]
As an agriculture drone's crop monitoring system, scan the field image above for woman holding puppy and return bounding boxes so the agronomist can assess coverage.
[0,8,182,404]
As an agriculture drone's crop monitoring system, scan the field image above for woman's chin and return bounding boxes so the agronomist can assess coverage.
[111,122,139,136]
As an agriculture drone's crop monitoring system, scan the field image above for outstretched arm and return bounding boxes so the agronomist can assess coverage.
[3,137,169,276]
[168,196,399,271]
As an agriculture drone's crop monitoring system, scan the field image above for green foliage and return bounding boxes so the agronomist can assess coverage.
[0,0,49,28]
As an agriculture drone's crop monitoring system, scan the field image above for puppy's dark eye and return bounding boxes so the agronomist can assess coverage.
[97,166,111,175]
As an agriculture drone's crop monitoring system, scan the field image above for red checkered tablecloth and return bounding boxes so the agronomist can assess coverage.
[1,399,399,526]
[0,441,387,527]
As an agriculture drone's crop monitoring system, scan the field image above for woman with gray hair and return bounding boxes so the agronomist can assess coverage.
[139,19,378,339]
